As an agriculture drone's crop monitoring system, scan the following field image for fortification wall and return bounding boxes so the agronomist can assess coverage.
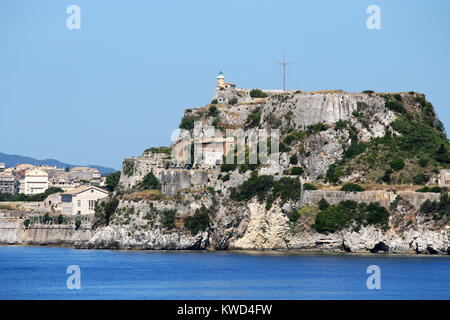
[160,170,208,195]
[0,210,92,245]
[300,190,441,208]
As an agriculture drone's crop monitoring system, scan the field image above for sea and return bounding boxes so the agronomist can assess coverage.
[0,246,448,300]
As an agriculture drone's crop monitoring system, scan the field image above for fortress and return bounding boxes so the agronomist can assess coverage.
[212,71,287,104]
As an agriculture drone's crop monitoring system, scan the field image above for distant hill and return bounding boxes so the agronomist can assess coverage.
[0,152,118,175]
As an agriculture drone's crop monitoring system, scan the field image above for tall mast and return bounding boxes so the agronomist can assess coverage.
[277,54,292,92]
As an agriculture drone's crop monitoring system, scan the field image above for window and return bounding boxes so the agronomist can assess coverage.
[77,211,81,215]
[88,200,95,210]
[77,200,81,207]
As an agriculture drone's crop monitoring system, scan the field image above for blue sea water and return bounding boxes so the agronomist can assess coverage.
[0,246,448,300]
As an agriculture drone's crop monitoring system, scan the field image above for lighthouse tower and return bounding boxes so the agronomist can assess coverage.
[217,71,225,88]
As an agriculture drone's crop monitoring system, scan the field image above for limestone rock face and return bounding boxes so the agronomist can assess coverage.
[88,225,208,250]
[229,200,290,250]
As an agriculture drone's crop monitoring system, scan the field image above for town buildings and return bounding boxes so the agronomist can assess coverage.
[0,173,16,194]
[20,169,49,195]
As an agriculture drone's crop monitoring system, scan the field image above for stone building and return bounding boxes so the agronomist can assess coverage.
[61,185,108,215]
[212,71,285,105]
[0,173,16,194]
[438,169,450,186]
[20,168,48,195]
[194,136,235,165]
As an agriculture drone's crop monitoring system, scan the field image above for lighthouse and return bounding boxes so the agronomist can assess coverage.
[217,71,225,88]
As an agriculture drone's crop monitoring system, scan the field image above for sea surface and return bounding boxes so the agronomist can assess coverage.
[0,246,449,300]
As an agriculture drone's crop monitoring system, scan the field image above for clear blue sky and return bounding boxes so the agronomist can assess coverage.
[1,0,449,169]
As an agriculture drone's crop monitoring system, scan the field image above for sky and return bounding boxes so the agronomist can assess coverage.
[0,0,449,170]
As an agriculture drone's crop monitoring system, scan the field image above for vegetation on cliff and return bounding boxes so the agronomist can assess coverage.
[313,200,389,234]
[324,93,449,185]
[0,187,63,202]
[230,172,301,209]
[420,192,450,222]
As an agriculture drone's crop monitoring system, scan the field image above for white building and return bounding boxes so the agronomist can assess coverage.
[438,169,450,186]
[61,186,109,215]
[20,169,49,195]
[0,162,5,172]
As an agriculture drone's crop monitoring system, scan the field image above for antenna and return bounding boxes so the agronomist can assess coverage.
[277,54,292,92]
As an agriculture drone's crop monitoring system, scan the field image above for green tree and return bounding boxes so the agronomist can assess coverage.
[179,116,197,130]
[140,172,161,190]
[184,205,210,235]
[106,171,121,192]
[318,198,330,210]
[161,209,176,229]
[249,89,268,98]
[390,158,405,171]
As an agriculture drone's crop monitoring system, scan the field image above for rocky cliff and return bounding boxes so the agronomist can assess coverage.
[84,89,450,254]
[5,89,449,255]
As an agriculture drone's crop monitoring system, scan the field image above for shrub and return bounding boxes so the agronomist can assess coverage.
[75,220,81,230]
[390,158,405,171]
[413,173,429,185]
[325,164,344,183]
[221,173,230,182]
[289,154,298,165]
[231,172,301,209]
[250,89,268,98]
[184,205,210,235]
[362,90,375,94]
[289,210,300,222]
[265,114,282,129]
[104,198,119,225]
[161,209,176,229]
[314,201,389,233]
[210,99,218,104]
[290,167,304,176]
[140,172,161,190]
[420,193,449,222]
[303,183,317,190]
[307,123,328,133]
[341,183,365,192]
[123,160,135,177]
[229,97,238,105]
[343,142,366,160]
[0,187,64,202]
[418,158,429,167]
[385,100,406,114]
[245,108,261,128]
[56,214,64,224]
[335,120,348,131]
[23,219,30,229]
[208,105,218,117]
[179,115,197,130]
[318,198,330,210]
[144,146,172,155]
[106,171,121,192]
[382,169,393,183]
[416,186,446,193]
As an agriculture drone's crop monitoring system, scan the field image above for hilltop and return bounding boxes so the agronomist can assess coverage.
[85,79,449,255]
[0,152,117,175]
